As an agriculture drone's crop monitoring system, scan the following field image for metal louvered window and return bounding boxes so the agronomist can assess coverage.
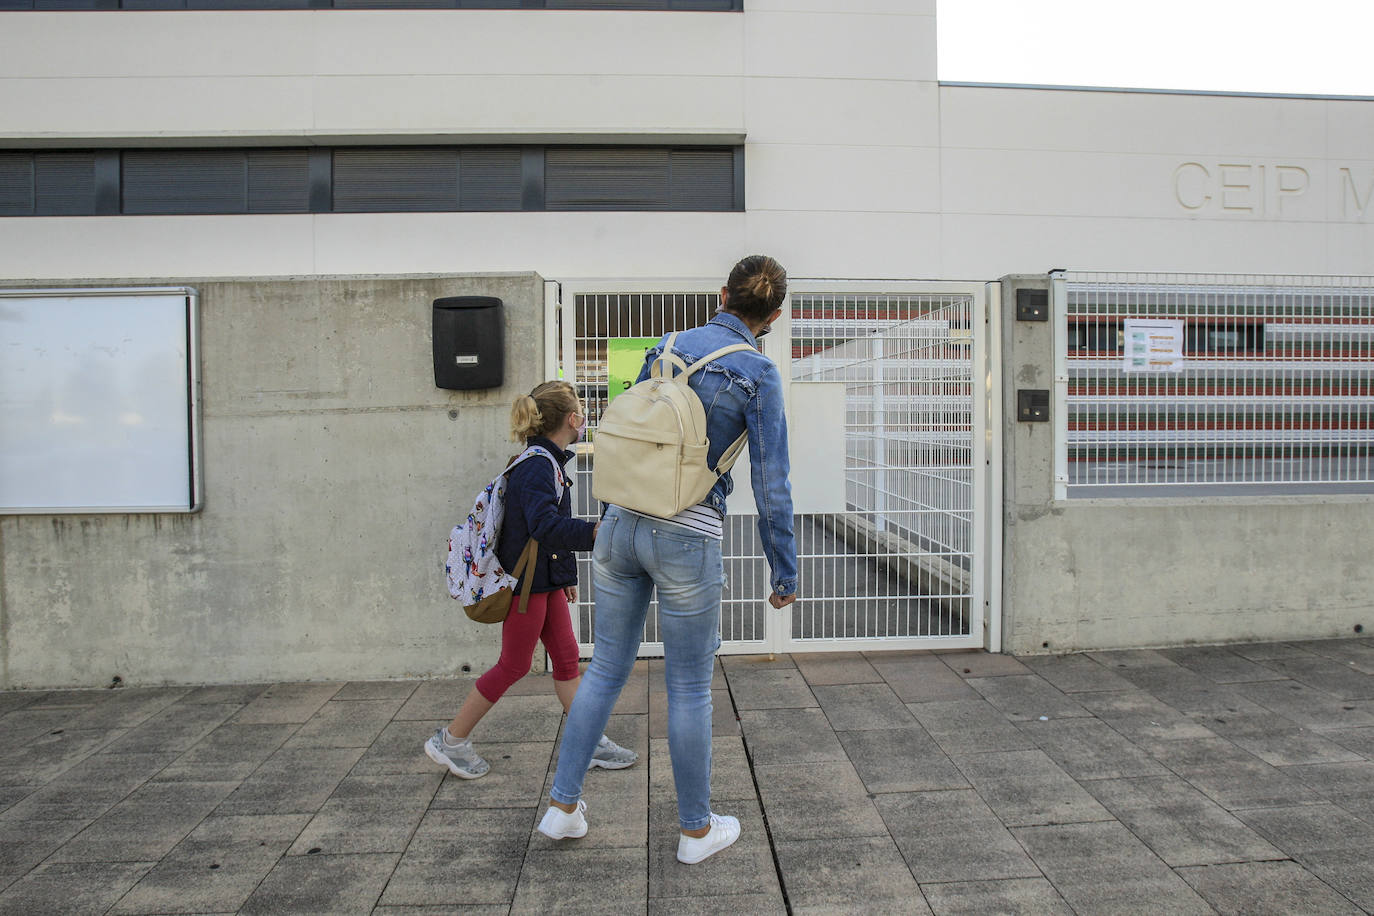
[0,145,742,215]
[0,0,739,8]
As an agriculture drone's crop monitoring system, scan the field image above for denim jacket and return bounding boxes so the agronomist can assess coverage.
[496,437,597,592]
[638,312,798,597]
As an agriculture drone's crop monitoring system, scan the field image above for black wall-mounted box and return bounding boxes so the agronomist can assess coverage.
[433,296,504,390]
[1016,288,1049,322]
[1017,389,1050,422]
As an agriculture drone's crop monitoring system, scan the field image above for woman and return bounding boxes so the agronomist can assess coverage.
[425,381,638,779]
[538,256,798,863]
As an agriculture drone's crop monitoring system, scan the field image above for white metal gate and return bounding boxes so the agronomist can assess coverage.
[548,279,1000,656]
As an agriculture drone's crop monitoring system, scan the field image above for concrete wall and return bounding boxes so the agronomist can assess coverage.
[0,273,546,688]
[998,275,1374,656]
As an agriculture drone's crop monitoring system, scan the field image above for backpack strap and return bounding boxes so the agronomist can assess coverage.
[648,331,690,379]
[683,342,756,378]
[507,446,566,502]
[510,538,539,614]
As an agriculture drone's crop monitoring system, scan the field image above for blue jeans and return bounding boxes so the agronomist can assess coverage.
[550,505,723,831]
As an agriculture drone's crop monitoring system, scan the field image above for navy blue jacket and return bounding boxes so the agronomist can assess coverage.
[495,437,596,593]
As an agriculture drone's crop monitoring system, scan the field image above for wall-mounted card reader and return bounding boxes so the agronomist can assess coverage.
[433,296,503,390]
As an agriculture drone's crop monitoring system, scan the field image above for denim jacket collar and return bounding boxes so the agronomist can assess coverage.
[706,311,760,349]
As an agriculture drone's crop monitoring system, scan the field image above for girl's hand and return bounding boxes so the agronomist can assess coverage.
[565,585,578,602]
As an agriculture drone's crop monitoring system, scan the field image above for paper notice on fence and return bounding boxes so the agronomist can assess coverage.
[1122,319,1185,373]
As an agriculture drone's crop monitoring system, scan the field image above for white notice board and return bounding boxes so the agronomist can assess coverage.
[0,288,202,514]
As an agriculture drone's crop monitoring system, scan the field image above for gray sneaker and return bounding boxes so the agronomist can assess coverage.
[588,734,638,770]
[424,728,489,779]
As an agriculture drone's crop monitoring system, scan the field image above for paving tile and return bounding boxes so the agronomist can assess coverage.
[374,907,508,916]
[1146,736,1326,810]
[353,719,448,777]
[0,708,96,750]
[775,835,928,915]
[1020,654,1137,694]
[648,893,785,915]
[1231,728,1365,767]
[1073,689,1216,742]
[1159,646,1292,684]
[1288,638,1374,675]
[1113,666,1271,720]
[476,694,570,743]
[793,651,883,686]
[753,761,887,839]
[285,698,405,748]
[331,680,419,701]
[0,729,123,786]
[906,699,1036,755]
[1235,803,1374,855]
[62,688,191,732]
[0,694,40,717]
[868,652,976,703]
[0,819,89,872]
[649,689,739,739]
[719,654,795,672]
[1176,860,1364,916]
[393,679,477,720]
[50,780,239,863]
[875,790,1041,884]
[1226,642,1317,661]
[1082,775,1284,866]
[0,788,32,816]
[101,702,241,755]
[185,813,312,845]
[1254,655,1374,700]
[813,683,917,731]
[939,651,1031,678]
[154,723,298,782]
[230,682,344,726]
[1231,681,1374,730]
[288,796,429,855]
[0,861,154,916]
[738,708,847,766]
[23,690,107,711]
[965,676,1091,722]
[110,838,287,915]
[1018,718,1168,781]
[177,684,271,705]
[951,750,1112,828]
[1084,649,1182,670]
[1323,726,1374,759]
[239,851,397,915]
[648,797,778,902]
[1293,847,1374,912]
[380,808,528,907]
[1012,821,1213,915]
[836,727,968,794]
[512,846,646,915]
[1,752,177,822]
[721,669,817,710]
[920,878,1073,916]
[213,746,365,816]
[432,740,555,809]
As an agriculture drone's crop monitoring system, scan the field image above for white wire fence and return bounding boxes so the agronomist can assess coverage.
[1054,271,1374,497]
[563,285,983,654]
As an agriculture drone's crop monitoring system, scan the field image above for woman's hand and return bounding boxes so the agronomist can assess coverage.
[565,585,578,603]
[768,593,796,609]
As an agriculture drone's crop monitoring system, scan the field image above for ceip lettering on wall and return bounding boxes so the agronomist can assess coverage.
[1173,161,1374,220]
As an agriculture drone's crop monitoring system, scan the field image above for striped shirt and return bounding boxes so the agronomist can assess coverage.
[658,503,724,540]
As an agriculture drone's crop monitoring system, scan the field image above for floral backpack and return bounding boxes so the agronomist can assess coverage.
[446,446,565,624]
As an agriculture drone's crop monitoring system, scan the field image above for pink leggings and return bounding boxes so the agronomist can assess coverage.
[475,589,581,703]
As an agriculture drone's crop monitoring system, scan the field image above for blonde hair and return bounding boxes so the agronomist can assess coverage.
[510,380,582,442]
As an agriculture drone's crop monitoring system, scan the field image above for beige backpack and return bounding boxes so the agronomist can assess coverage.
[592,331,756,518]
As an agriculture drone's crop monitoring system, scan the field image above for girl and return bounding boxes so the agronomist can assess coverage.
[426,381,638,779]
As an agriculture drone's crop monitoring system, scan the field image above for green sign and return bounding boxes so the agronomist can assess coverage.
[606,337,659,403]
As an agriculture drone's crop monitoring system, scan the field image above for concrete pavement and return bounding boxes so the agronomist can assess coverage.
[1,638,1372,914]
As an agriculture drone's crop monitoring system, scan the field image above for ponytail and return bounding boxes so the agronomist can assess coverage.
[725,254,788,322]
[509,380,581,442]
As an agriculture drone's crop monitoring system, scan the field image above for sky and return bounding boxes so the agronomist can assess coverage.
[937,0,1374,97]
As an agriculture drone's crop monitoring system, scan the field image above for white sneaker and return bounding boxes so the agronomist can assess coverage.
[538,800,588,840]
[676,813,740,864]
